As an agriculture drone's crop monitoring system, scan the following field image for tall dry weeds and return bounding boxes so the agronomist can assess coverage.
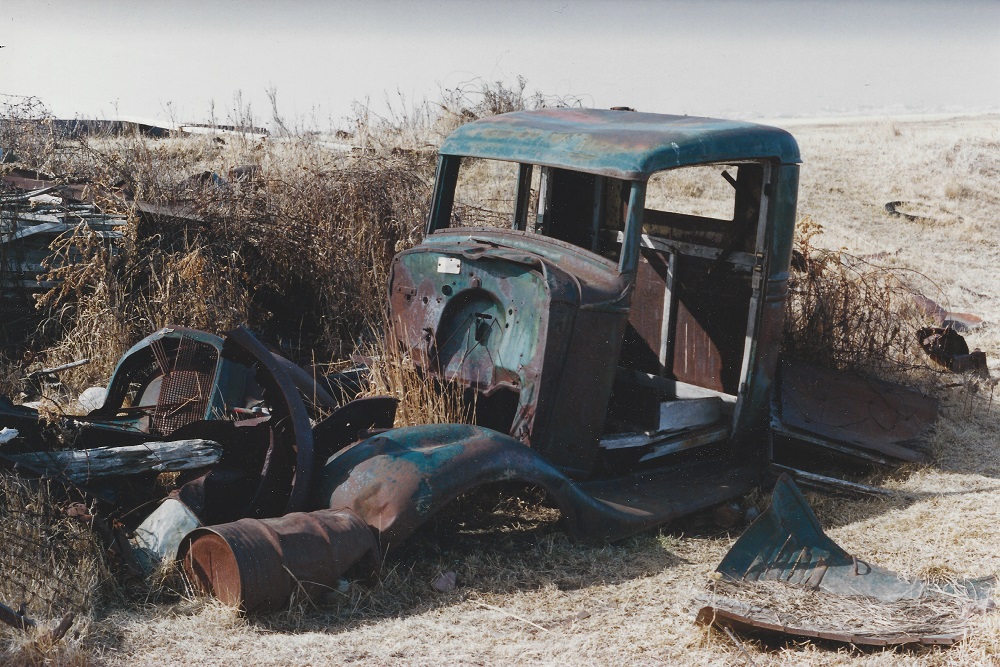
[362,333,471,428]
[4,80,557,397]
[13,135,431,396]
[0,472,110,665]
[782,216,936,384]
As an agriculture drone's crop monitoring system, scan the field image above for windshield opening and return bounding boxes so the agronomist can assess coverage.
[437,156,632,265]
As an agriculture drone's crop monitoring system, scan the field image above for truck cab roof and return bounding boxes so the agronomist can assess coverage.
[440,108,801,180]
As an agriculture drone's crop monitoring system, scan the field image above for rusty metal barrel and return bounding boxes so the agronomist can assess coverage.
[178,509,379,613]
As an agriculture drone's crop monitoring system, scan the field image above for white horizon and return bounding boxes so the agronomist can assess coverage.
[4,0,998,131]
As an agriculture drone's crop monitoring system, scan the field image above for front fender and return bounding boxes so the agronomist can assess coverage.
[313,423,666,547]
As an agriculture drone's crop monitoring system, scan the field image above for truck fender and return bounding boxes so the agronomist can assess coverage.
[313,423,662,547]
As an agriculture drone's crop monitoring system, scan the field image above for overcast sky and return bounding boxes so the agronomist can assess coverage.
[4,0,999,129]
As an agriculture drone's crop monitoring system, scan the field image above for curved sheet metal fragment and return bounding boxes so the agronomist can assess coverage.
[698,474,995,647]
[222,326,314,515]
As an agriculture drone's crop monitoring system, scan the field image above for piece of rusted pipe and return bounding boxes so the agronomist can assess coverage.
[179,509,378,614]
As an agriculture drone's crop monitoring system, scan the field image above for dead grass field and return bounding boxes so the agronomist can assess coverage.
[4,112,1000,666]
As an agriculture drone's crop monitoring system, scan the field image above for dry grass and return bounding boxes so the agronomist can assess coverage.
[701,578,987,644]
[0,473,108,616]
[362,335,471,428]
[3,100,1000,664]
[24,142,432,401]
[0,472,110,665]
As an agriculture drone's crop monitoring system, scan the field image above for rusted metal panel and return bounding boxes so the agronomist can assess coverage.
[315,423,755,547]
[179,509,378,613]
[621,249,670,375]
[699,474,995,647]
[772,359,938,464]
[390,229,631,476]
[695,600,969,647]
[670,256,751,395]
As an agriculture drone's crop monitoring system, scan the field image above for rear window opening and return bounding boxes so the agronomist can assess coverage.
[642,162,765,252]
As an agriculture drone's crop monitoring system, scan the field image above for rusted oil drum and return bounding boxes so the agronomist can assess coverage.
[179,509,378,613]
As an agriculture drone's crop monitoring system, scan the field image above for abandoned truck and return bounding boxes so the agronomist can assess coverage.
[0,109,938,613]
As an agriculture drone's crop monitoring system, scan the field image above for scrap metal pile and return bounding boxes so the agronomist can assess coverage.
[0,325,397,615]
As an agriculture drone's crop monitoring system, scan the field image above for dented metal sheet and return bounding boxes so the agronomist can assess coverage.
[181,422,754,612]
[390,232,631,476]
[697,475,994,647]
[316,423,755,547]
[696,591,979,647]
[772,360,938,464]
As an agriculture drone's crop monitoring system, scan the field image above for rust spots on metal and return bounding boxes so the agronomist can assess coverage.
[179,509,378,614]
[389,231,631,475]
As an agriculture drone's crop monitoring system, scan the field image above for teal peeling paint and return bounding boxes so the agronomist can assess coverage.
[441,109,800,180]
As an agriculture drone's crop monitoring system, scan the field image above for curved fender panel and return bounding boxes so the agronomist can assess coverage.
[314,424,671,547]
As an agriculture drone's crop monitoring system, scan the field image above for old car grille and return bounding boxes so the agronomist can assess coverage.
[150,336,219,435]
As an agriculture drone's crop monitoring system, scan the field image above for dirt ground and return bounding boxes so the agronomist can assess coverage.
[19,113,1000,666]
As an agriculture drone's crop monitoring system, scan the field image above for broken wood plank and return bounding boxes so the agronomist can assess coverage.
[5,439,222,483]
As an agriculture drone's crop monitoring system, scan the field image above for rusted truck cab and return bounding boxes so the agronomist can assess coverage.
[389,109,800,479]
[181,111,940,611]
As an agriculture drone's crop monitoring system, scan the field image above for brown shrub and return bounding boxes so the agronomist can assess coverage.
[782,216,932,382]
[20,137,432,395]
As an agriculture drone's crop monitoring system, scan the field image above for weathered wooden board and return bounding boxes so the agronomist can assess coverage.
[6,439,221,483]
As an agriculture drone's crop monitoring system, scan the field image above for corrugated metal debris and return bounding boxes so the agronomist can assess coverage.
[1,169,126,300]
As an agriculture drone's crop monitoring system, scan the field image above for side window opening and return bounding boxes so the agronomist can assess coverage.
[642,163,764,251]
[607,162,768,444]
